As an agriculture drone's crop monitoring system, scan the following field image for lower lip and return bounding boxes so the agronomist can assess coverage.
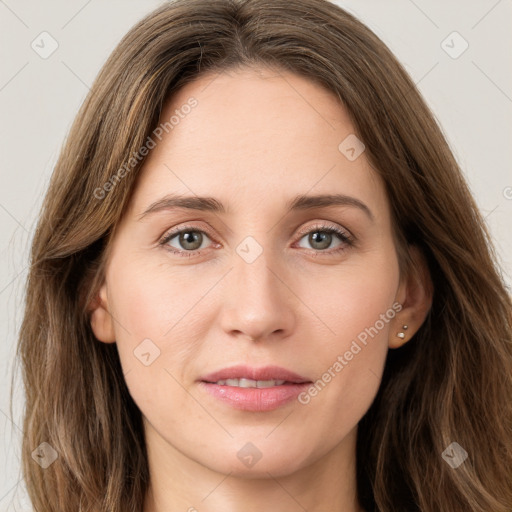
[199,382,311,412]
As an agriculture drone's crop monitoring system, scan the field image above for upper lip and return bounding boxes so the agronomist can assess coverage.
[200,365,311,384]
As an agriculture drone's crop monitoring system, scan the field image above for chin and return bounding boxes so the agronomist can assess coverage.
[199,442,312,478]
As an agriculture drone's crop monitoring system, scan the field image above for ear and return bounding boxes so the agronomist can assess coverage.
[88,281,116,344]
[389,245,433,349]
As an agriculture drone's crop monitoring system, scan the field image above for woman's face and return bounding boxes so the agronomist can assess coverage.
[92,65,408,477]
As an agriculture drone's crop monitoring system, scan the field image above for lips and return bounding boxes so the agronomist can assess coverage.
[200,365,310,384]
[199,365,312,412]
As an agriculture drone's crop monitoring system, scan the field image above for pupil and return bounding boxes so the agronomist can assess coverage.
[311,231,331,249]
[181,231,201,250]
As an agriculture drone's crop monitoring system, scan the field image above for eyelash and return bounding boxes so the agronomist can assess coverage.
[158,222,354,258]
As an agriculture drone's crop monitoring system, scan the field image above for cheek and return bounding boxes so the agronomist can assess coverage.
[110,253,207,334]
[106,260,208,431]
[106,258,210,379]
[303,252,399,344]
[295,253,399,419]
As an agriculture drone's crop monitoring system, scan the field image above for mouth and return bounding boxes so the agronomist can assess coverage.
[198,365,312,412]
[208,378,288,388]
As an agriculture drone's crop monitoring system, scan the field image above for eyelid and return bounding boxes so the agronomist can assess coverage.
[295,221,352,240]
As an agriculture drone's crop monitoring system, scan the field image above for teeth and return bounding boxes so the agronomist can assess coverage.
[214,378,286,388]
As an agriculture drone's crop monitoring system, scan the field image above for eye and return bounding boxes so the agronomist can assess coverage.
[295,223,353,254]
[159,222,354,258]
[159,225,216,257]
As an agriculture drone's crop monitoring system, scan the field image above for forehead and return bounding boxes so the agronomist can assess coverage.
[129,65,387,218]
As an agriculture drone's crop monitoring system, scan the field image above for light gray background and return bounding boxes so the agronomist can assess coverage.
[1,1,511,509]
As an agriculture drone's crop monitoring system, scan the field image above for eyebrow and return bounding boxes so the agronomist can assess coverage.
[138,193,374,221]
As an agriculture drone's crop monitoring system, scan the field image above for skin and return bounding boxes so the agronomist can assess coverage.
[90,64,432,512]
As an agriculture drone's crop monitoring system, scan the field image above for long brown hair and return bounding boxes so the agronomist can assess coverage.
[14,0,512,510]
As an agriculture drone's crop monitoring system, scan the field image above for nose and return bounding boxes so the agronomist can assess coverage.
[218,245,296,343]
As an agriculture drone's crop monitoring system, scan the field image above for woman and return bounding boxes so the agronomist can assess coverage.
[15,0,512,510]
